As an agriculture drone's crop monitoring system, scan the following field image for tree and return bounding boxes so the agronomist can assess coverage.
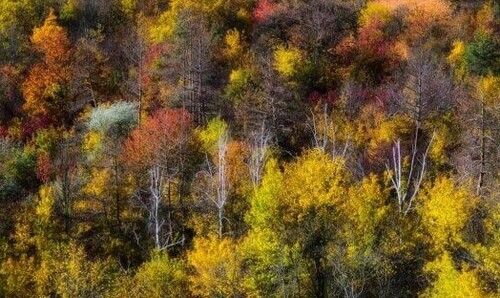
[195,117,230,238]
[472,75,499,197]
[22,9,73,126]
[420,252,488,298]
[418,177,476,252]
[130,251,188,298]
[465,32,500,76]
[124,108,193,250]
[282,149,350,297]
[188,235,244,297]
[242,158,304,297]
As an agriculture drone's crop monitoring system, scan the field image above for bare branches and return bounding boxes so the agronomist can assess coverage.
[387,131,435,215]
[249,121,272,186]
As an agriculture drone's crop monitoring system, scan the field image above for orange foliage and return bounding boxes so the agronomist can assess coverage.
[123,108,193,169]
[36,152,52,184]
[375,0,452,43]
[22,9,72,122]
[226,140,251,197]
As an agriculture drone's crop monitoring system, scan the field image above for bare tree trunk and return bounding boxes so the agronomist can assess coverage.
[477,100,485,196]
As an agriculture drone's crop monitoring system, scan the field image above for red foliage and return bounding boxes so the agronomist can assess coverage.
[23,115,52,139]
[123,108,193,169]
[253,0,276,23]
[307,90,337,107]
[0,125,7,138]
[141,44,169,89]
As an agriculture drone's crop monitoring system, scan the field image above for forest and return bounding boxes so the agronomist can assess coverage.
[0,0,499,297]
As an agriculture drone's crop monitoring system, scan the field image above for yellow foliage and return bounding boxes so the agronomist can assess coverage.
[419,177,476,251]
[425,113,459,166]
[273,45,302,78]
[36,184,55,224]
[82,131,103,160]
[83,168,111,198]
[149,0,224,43]
[284,150,348,222]
[188,235,244,297]
[1,255,36,297]
[120,0,137,16]
[476,75,500,106]
[359,2,392,27]
[12,221,34,254]
[197,117,228,155]
[476,0,496,34]
[420,252,488,298]
[473,203,500,288]
[448,40,467,79]
[342,175,389,259]
[132,251,188,298]
[224,29,245,61]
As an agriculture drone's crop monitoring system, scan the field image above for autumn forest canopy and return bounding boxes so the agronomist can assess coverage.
[0,0,499,297]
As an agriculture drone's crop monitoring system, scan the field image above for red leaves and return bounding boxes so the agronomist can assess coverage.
[253,0,276,23]
[307,91,337,107]
[123,108,193,169]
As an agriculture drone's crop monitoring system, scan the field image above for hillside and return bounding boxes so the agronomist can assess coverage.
[0,0,499,297]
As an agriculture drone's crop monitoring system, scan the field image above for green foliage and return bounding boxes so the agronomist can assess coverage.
[0,142,37,201]
[465,32,500,76]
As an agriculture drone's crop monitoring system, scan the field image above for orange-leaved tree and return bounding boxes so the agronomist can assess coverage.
[22,9,72,126]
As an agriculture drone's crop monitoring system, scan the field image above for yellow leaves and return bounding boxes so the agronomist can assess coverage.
[32,243,117,297]
[36,184,55,224]
[475,0,496,34]
[133,251,188,298]
[246,158,283,228]
[284,150,348,221]
[224,29,245,62]
[149,11,176,44]
[425,112,459,166]
[120,0,137,16]
[421,252,488,298]
[476,74,500,106]
[82,131,103,160]
[472,203,500,287]
[149,0,223,43]
[448,41,467,79]
[198,116,228,154]
[1,255,36,297]
[83,168,111,198]
[342,175,389,260]
[273,45,303,78]
[359,2,392,27]
[419,177,476,251]
[188,235,244,297]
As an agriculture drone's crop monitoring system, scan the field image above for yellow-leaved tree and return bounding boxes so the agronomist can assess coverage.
[419,177,476,251]
[420,252,489,298]
[188,235,244,297]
